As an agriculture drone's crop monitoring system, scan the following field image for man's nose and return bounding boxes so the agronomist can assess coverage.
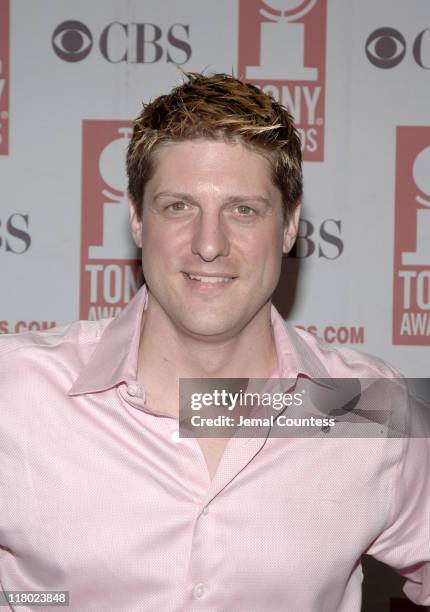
[190,212,230,261]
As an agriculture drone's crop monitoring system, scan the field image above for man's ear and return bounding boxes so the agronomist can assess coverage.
[282,202,301,255]
[128,197,143,248]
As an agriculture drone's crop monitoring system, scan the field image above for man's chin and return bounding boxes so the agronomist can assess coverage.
[171,298,270,340]
[177,315,242,340]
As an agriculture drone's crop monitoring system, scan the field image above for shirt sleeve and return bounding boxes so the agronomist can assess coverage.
[365,401,430,606]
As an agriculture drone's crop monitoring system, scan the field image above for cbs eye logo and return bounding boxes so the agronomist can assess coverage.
[365,26,430,69]
[52,21,93,62]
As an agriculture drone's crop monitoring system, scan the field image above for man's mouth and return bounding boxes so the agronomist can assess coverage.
[183,272,237,285]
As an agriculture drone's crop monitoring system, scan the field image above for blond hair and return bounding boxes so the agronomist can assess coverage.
[127,72,302,220]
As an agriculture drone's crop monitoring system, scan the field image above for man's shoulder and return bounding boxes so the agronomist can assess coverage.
[290,325,402,379]
[290,326,413,440]
[0,317,113,376]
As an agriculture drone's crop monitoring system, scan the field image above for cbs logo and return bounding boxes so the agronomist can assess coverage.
[365,27,430,69]
[52,19,191,64]
[52,20,93,62]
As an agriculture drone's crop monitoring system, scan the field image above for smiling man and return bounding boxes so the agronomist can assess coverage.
[1,73,429,611]
[128,138,300,476]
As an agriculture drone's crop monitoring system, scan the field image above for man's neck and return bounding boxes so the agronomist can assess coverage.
[136,299,279,415]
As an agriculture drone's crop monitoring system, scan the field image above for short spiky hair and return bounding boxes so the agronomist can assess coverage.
[127,72,302,220]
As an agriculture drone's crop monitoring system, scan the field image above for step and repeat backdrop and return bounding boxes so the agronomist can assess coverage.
[0,3,429,609]
[0,0,429,378]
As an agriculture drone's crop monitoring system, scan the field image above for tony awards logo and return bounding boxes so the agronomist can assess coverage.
[88,127,136,260]
[80,121,142,320]
[393,127,430,345]
[238,0,326,161]
[401,145,430,266]
[246,0,318,81]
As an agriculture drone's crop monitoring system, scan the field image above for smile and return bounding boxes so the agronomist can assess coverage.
[183,272,237,286]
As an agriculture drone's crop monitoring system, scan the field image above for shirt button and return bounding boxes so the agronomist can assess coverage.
[127,384,139,397]
[193,583,205,598]
[202,505,209,515]
[171,431,182,443]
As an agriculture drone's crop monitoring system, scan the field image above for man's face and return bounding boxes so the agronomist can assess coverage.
[129,139,300,339]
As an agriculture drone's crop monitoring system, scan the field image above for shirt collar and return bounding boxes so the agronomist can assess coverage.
[270,307,333,381]
[68,285,332,396]
[68,286,148,396]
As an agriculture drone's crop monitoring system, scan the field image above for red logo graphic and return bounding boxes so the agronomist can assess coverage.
[80,121,143,320]
[0,0,10,155]
[238,0,327,161]
[393,127,430,345]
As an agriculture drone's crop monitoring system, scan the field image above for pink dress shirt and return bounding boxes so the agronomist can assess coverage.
[1,285,429,611]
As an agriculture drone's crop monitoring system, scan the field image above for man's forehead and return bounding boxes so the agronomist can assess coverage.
[145,138,276,191]
[151,137,269,160]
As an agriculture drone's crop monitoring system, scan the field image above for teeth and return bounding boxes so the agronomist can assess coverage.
[187,274,232,284]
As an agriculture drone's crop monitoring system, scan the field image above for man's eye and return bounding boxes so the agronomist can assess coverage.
[167,201,188,212]
[235,205,255,216]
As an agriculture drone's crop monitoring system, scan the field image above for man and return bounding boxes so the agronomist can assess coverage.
[0,73,429,611]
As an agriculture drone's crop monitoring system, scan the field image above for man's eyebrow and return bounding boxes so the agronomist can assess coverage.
[224,195,272,207]
[153,192,272,206]
[153,191,199,204]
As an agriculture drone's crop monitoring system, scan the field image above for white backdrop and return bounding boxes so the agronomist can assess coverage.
[0,0,429,375]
